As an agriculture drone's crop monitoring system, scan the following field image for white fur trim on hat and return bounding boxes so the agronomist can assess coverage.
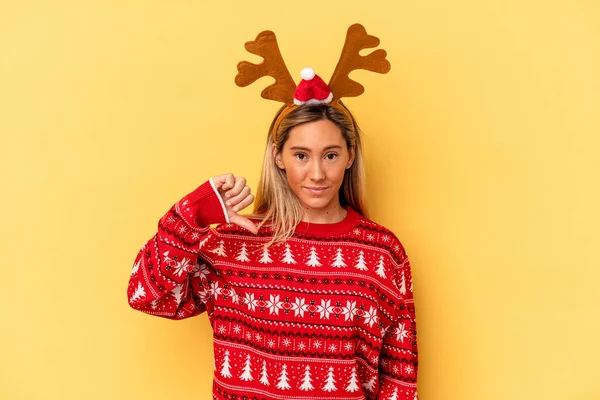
[293,92,334,106]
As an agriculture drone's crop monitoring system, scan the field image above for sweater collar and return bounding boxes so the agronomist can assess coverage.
[294,207,360,237]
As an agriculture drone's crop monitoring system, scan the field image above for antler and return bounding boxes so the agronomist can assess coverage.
[328,24,391,100]
[235,31,296,104]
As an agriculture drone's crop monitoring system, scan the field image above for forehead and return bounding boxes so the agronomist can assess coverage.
[284,119,345,150]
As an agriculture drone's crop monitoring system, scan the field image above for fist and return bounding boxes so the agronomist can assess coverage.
[212,174,258,234]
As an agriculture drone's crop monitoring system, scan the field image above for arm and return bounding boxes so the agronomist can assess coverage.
[379,248,419,400]
[126,179,229,319]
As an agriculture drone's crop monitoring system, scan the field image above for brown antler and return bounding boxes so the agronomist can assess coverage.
[235,31,296,104]
[329,24,391,100]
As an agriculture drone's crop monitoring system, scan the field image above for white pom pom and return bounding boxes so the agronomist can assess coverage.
[300,68,315,80]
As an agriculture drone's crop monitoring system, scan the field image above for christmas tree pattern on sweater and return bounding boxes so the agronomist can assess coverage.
[127,180,418,400]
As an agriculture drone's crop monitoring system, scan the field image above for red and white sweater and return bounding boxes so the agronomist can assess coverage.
[127,180,419,400]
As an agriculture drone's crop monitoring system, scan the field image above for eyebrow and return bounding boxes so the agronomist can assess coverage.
[289,145,343,152]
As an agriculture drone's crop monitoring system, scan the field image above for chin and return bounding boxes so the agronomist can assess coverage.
[297,196,336,211]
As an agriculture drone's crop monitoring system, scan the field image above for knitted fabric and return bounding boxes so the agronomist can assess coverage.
[293,72,333,105]
[127,181,419,400]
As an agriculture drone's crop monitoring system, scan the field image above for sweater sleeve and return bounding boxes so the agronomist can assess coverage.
[126,179,228,319]
[378,246,419,400]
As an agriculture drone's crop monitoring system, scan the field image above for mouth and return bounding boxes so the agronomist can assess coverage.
[303,186,329,194]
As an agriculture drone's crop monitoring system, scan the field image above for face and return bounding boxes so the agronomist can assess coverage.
[275,119,355,216]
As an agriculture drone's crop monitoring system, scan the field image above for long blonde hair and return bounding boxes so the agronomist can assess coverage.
[252,102,368,244]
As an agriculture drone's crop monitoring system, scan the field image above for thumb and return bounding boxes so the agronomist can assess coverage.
[229,214,258,235]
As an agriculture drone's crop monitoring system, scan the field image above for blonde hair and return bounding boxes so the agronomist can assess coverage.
[251,102,368,245]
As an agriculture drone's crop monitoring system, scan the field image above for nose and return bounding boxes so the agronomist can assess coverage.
[309,159,325,181]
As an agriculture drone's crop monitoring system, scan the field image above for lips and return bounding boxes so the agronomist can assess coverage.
[304,186,329,194]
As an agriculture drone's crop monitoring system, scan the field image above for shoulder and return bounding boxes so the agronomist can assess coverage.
[353,213,409,266]
[351,213,413,303]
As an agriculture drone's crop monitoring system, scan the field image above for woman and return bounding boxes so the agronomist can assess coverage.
[127,25,418,400]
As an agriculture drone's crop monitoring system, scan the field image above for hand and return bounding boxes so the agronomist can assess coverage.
[212,174,258,234]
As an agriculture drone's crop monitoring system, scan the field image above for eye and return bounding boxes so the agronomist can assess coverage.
[294,153,307,160]
[325,153,338,160]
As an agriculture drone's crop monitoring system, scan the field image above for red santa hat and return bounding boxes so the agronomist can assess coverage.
[293,68,334,105]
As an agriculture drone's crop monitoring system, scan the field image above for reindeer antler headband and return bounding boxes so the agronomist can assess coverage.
[235,23,391,140]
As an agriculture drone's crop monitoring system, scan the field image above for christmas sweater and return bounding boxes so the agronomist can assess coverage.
[127,180,418,400]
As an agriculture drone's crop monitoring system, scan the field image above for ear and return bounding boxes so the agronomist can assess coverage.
[346,144,356,169]
[272,143,285,170]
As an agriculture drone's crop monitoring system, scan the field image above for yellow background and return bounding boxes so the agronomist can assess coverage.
[1,1,599,399]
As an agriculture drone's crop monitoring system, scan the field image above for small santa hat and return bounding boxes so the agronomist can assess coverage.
[293,68,334,105]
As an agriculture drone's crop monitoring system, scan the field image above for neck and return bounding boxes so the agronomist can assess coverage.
[301,203,347,224]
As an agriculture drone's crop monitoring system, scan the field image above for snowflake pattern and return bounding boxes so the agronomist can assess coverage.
[194,263,210,280]
[266,294,283,315]
[291,297,307,317]
[130,212,419,396]
[363,306,379,328]
[245,293,258,312]
[171,257,192,277]
[230,291,240,305]
[317,299,334,319]
[210,281,220,300]
[395,323,410,343]
[341,300,357,321]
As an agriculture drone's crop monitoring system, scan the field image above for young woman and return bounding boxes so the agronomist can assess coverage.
[127,25,418,400]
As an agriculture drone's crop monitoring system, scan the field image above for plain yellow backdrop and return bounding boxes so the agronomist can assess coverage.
[1,1,599,399]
